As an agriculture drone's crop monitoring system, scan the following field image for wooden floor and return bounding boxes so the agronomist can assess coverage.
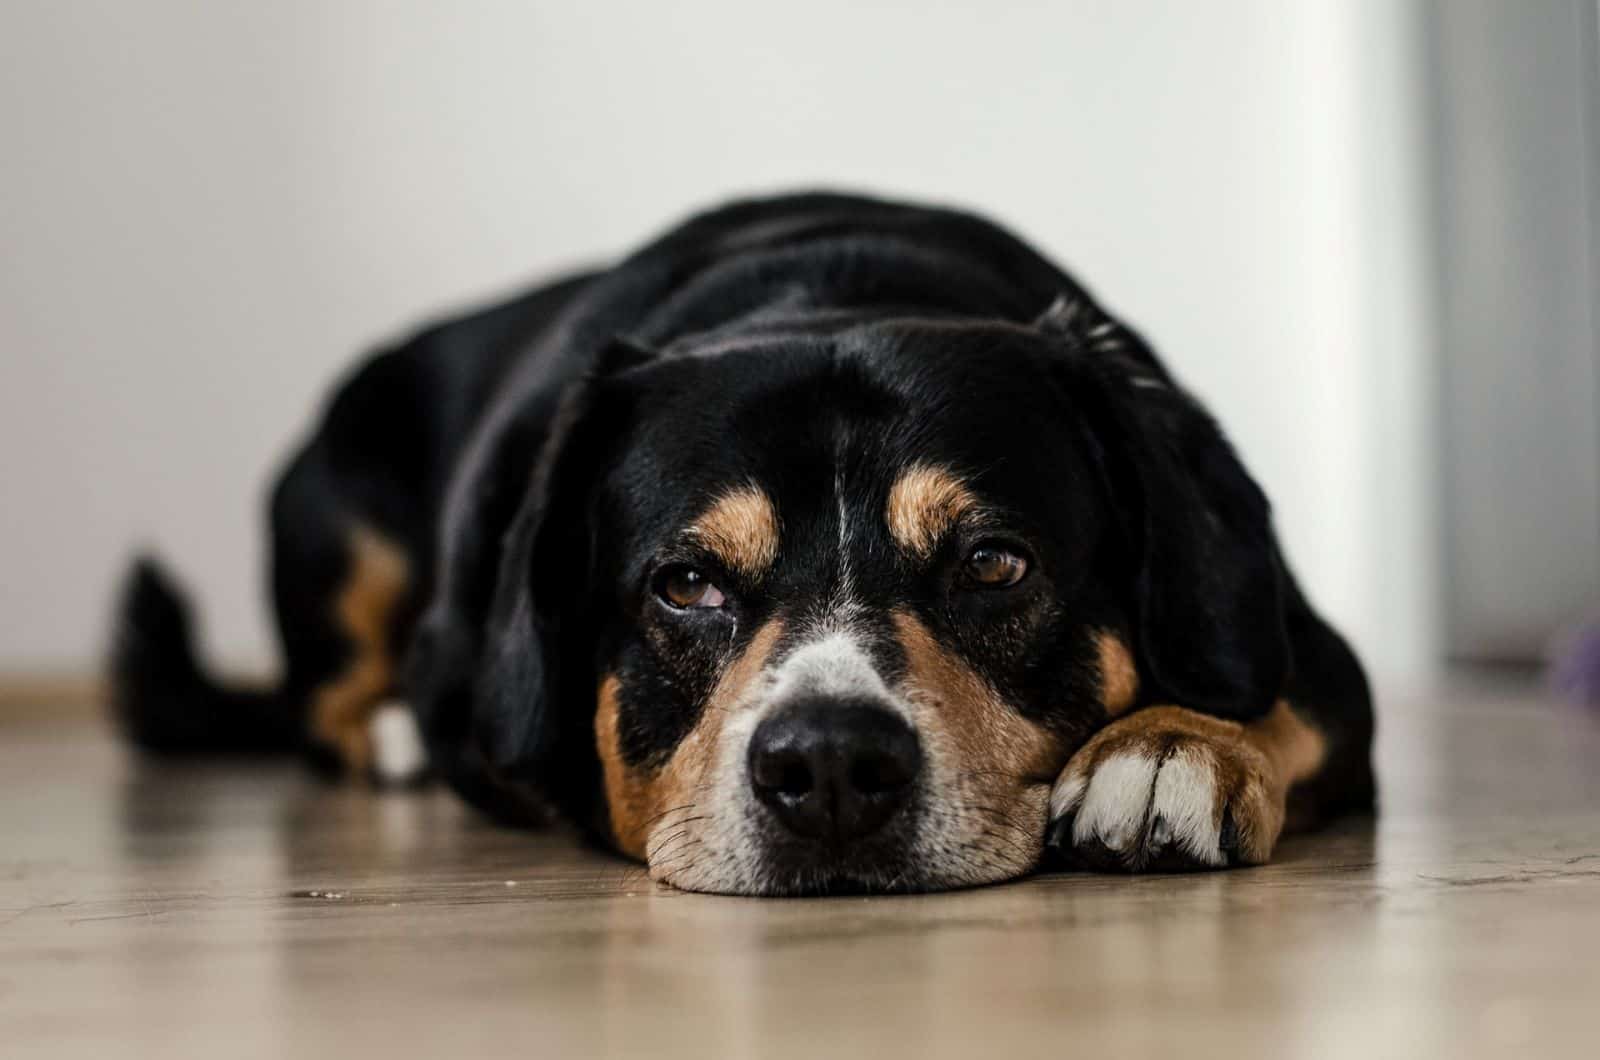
[3,679,1599,1059]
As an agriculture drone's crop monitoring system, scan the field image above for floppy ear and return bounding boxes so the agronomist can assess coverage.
[407,338,649,818]
[1043,298,1288,719]
[470,370,629,776]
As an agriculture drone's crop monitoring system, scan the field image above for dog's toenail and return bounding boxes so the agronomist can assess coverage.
[1045,813,1076,851]
[1219,809,1239,853]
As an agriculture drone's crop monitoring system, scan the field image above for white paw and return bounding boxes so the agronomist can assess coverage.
[1046,706,1284,871]
[370,701,428,784]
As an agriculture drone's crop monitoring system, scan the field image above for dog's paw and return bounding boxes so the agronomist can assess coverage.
[1044,706,1286,872]
[369,701,430,786]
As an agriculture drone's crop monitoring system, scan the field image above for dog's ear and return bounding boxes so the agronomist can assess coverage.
[408,338,650,815]
[1044,302,1288,718]
[471,365,632,775]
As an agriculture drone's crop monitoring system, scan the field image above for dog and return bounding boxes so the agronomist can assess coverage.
[112,192,1375,896]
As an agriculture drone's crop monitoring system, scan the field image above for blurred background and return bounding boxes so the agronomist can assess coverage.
[1,0,1596,695]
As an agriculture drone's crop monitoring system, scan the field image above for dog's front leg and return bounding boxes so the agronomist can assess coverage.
[1043,702,1325,872]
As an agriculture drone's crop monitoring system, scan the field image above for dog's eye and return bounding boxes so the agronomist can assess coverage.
[960,543,1028,588]
[655,566,727,609]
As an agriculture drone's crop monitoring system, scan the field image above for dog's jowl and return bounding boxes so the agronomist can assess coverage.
[111,192,1375,895]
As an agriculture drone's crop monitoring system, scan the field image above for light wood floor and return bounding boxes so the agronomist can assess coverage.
[3,678,1599,1060]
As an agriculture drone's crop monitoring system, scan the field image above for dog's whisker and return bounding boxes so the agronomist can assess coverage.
[966,804,1036,838]
[650,841,704,873]
[638,802,700,830]
[647,827,699,861]
[973,827,1036,863]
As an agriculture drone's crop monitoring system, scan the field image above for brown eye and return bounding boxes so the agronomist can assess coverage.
[961,544,1028,588]
[656,566,728,610]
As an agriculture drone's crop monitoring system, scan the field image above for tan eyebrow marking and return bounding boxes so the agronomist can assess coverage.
[688,484,780,577]
[885,463,981,559]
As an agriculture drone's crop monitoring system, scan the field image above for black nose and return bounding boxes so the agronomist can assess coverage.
[747,700,922,844]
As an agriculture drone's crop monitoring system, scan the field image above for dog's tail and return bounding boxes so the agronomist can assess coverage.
[109,557,300,754]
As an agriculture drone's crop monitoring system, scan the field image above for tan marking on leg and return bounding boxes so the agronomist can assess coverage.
[885,464,981,560]
[595,620,785,861]
[688,484,780,578]
[1244,699,1326,789]
[1233,701,1326,859]
[308,525,409,773]
[1094,630,1139,716]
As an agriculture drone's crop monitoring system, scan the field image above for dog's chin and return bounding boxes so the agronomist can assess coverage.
[756,832,923,896]
[649,825,1042,897]
[658,858,1036,897]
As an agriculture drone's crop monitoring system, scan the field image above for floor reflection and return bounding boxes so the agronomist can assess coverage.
[7,682,1587,1058]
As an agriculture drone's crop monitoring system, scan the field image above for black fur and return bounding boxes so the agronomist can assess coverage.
[112,559,297,752]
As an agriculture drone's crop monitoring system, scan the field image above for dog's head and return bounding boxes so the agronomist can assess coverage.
[422,302,1286,894]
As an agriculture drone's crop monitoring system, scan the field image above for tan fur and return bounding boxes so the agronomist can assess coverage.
[688,485,780,578]
[1244,700,1327,791]
[1059,701,1326,862]
[891,611,1060,783]
[594,676,649,856]
[890,610,1063,882]
[595,620,785,860]
[885,464,981,560]
[308,524,410,772]
[1094,630,1139,715]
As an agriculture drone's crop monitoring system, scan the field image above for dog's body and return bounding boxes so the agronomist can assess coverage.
[114,192,1374,895]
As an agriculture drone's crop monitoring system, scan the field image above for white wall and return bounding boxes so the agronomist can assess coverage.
[0,1,1436,683]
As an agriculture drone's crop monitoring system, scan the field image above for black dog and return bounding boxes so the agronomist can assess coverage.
[112,192,1374,895]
